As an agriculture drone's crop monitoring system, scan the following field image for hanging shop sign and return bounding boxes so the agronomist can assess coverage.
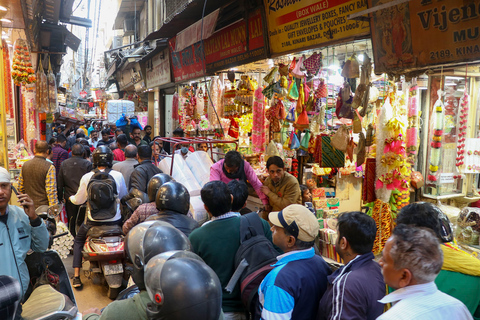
[146,49,172,88]
[79,90,87,98]
[204,9,267,73]
[175,9,220,52]
[263,0,369,55]
[370,0,480,74]
[169,37,205,83]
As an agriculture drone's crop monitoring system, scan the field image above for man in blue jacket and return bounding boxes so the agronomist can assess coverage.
[317,211,385,320]
[0,167,49,298]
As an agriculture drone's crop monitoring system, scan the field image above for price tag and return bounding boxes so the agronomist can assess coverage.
[439,173,454,184]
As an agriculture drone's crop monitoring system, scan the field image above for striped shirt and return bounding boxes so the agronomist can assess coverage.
[52,144,68,176]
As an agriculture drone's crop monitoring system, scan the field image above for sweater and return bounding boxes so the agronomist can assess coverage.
[19,156,58,208]
[263,172,302,211]
[83,290,151,320]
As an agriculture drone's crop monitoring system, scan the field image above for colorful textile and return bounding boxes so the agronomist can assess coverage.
[252,87,266,153]
[363,158,377,203]
[321,136,345,168]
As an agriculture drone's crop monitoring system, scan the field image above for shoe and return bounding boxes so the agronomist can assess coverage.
[72,276,83,289]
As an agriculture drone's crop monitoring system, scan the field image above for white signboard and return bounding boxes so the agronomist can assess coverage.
[146,49,171,89]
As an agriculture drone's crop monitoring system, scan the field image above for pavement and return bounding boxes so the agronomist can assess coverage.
[64,255,114,313]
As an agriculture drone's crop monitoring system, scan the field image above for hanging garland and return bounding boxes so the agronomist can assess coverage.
[12,39,36,86]
[427,91,445,182]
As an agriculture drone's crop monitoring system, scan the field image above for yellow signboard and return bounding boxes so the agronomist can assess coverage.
[370,0,480,74]
[264,0,370,55]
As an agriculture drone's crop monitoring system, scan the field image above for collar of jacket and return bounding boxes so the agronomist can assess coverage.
[134,160,154,168]
[328,252,375,284]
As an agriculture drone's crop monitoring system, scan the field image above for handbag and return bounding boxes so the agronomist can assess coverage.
[290,131,300,149]
[304,52,322,76]
[300,129,311,151]
[341,53,360,79]
[263,67,278,85]
[315,79,328,99]
[262,83,274,100]
[331,125,349,152]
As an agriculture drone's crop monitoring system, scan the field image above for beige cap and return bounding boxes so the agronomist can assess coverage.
[0,167,10,184]
[269,204,319,242]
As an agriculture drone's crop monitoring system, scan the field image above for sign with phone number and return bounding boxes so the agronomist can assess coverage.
[263,0,369,55]
[370,0,480,74]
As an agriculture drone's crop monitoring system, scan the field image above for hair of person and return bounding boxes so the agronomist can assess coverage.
[266,156,284,169]
[197,142,207,149]
[300,184,309,194]
[337,211,377,255]
[115,128,123,134]
[47,145,52,155]
[125,144,138,158]
[227,180,249,212]
[97,140,106,146]
[48,137,57,145]
[132,127,141,133]
[137,145,152,160]
[83,145,91,159]
[116,134,128,147]
[76,132,86,139]
[91,130,98,134]
[71,143,85,156]
[284,229,315,250]
[396,202,442,240]
[224,151,243,168]
[390,224,443,284]
[144,125,152,130]
[34,140,49,154]
[201,181,232,217]
[56,134,67,143]
[173,127,184,137]
[78,139,90,146]
[101,128,110,136]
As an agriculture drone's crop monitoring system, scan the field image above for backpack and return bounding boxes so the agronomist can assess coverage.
[225,212,278,320]
[87,168,118,220]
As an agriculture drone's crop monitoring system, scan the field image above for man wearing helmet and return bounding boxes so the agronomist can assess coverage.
[69,145,128,288]
[146,181,199,237]
[122,173,173,234]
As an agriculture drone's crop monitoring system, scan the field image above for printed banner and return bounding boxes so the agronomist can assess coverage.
[146,49,172,88]
[370,0,480,74]
[264,0,369,54]
[204,9,267,73]
[169,37,205,83]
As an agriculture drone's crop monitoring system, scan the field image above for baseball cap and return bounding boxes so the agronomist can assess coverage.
[0,167,10,184]
[269,204,319,242]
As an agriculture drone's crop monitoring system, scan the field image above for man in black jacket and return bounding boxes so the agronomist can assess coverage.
[57,143,93,236]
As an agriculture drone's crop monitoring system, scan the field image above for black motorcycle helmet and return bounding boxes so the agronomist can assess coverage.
[92,145,113,168]
[155,181,190,215]
[148,174,174,203]
[125,221,191,290]
[0,275,21,320]
[126,188,150,212]
[145,251,222,320]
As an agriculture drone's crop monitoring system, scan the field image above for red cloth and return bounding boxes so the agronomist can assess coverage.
[112,148,125,162]
[363,158,376,203]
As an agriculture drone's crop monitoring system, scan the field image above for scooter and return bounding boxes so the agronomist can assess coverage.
[82,224,125,299]
[35,204,67,248]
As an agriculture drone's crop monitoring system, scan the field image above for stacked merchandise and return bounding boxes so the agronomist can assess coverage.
[106,100,135,124]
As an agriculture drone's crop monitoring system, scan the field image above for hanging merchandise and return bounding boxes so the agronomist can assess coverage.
[300,129,310,151]
[291,55,306,79]
[353,111,362,133]
[456,91,469,170]
[321,136,345,168]
[352,53,372,109]
[294,107,309,130]
[303,52,322,76]
[262,83,275,100]
[3,40,14,118]
[35,59,48,112]
[341,53,360,79]
[355,132,366,166]
[252,87,266,153]
[365,123,375,146]
[196,86,205,117]
[12,39,36,86]
[427,91,445,182]
[337,82,354,119]
[346,137,355,162]
[370,199,394,255]
[287,80,299,100]
[296,83,304,113]
[208,77,223,128]
[264,66,278,84]
[289,131,300,150]
[406,85,419,158]
[315,79,328,99]
[363,158,376,203]
[266,98,285,132]
[47,59,58,113]
[286,106,296,123]
[172,92,179,121]
[278,63,289,77]
[331,125,349,152]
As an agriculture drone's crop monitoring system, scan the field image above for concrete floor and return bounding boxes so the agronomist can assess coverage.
[64,255,114,314]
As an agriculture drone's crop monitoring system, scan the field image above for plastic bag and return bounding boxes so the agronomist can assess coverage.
[290,131,300,149]
[300,129,310,151]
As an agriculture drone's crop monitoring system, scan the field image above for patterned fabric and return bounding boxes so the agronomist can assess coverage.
[371,199,393,255]
[321,136,345,168]
[265,100,284,132]
[363,158,377,203]
[314,135,323,164]
[303,52,322,76]
[252,87,266,153]
[52,144,68,176]
[122,202,159,234]
[45,165,59,206]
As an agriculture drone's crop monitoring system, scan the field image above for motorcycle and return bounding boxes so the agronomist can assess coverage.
[82,224,126,299]
[35,204,67,249]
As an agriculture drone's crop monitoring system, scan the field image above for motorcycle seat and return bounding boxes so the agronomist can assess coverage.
[87,225,124,238]
[21,284,77,320]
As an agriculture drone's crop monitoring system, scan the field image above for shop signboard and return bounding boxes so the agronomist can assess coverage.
[204,9,267,73]
[370,0,480,74]
[79,90,87,98]
[169,37,205,83]
[263,0,369,55]
[146,49,172,88]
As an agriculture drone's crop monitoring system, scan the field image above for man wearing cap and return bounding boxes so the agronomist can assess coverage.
[259,204,331,320]
[0,167,49,298]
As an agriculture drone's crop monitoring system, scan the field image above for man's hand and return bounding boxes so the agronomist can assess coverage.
[83,308,101,315]
[260,185,271,195]
[126,117,131,125]
[17,193,36,220]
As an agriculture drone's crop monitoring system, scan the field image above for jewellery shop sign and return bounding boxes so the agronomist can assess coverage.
[370,0,480,74]
[263,0,370,55]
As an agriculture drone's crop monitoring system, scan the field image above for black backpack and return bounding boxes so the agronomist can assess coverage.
[225,212,278,320]
[87,168,118,220]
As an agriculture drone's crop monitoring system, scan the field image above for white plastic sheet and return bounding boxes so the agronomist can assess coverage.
[185,151,213,187]
[190,195,209,225]
[158,155,202,195]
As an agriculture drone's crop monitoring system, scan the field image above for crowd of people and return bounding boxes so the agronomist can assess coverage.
[0,118,479,320]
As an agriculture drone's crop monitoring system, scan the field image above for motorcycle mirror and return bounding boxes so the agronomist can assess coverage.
[47,203,63,219]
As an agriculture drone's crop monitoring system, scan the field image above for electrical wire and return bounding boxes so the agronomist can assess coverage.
[72,0,84,14]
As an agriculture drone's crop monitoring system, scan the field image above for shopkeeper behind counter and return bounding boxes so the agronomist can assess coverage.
[210,151,268,208]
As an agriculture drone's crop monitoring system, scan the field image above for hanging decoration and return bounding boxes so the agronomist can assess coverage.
[12,39,36,86]
[427,90,445,182]
[406,85,419,159]
[3,39,14,118]
[456,91,469,170]
[47,59,58,113]
[35,58,48,112]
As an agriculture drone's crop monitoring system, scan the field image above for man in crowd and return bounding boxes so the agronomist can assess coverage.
[396,202,480,318]
[197,142,209,152]
[143,125,152,144]
[175,145,192,159]
[69,146,127,288]
[259,204,331,319]
[378,224,472,319]
[112,145,138,189]
[317,211,385,320]
[227,180,252,215]
[261,156,301,215]
[114,128,124,139]
[0,167,49,298]
[18,141,59,209]
[210,151,268,210]
[100,128,114,146]
[87,121,96,137]
[66,128,86,151]
[57,143,92,236]
[88,130,99,149]
[79,119,91,136]
[189,181,277,320]
[112,134,127,162]
[125,118,148,147]
[52,134,68,176]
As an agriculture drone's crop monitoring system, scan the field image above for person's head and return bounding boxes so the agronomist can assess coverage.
[78,139,90,146]
[125,144,138,159]
[131,127,142,142]
[85,119,91,127]
[336,212,377,261]
[223,151,243,174]
[83,146,91,160]
[300,185,312,204]
[115,128,124,138]
[379,224,443,290]
[101,129,111,141]
[48,137,56,146]
[76,128,84,136]
[92,145,114,168]
[46,145,53,160]
[197,142,208,152]
[71,143,85,157]
[227,180,248,212]
[90,130,98,141]
[201,181,232,217]
[266,156,285,184]
[180,145,189,155]
[152,141,161,155]
[0,167,12,213]
[116,134,128,149]
[138,145,152,161]
[173,127,184,137]
[268,204,319,253]
[34,140,49,156]
[56,126,63,133]
[148,173,173,202]
[144,125,152,136]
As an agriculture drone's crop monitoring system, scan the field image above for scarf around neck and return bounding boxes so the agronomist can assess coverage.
[222,160,246,182]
